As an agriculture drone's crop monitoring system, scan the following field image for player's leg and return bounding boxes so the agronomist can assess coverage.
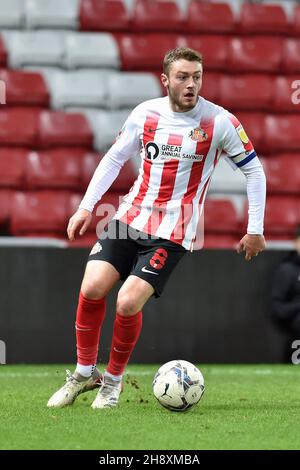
[47,260,121,408]
[91,275,154,409]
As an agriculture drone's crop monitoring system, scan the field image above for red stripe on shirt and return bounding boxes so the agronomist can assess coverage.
[170,120,215,245]
[142,133,183,235]
[120,111,160,227]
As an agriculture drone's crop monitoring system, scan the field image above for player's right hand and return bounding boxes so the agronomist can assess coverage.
[67,208,92,241]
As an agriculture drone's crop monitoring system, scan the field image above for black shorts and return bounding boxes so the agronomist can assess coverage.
[88,219,187,298]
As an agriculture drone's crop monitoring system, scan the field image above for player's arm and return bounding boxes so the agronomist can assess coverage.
[68,112,141,241]
[221,113,266,261]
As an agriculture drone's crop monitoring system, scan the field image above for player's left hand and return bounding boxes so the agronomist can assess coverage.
[236,234,266,261]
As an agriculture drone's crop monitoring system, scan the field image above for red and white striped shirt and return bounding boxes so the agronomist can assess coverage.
[80,96,265,250]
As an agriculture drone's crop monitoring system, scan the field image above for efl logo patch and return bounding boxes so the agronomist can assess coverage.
[236,124,249,144]
[189,127,208,142]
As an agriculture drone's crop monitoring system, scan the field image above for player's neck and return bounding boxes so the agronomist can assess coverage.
[168,96,198,113]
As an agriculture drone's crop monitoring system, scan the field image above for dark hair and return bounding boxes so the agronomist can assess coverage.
[163,47,203,76]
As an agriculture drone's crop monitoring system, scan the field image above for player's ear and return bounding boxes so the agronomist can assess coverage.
[161,73,169,90]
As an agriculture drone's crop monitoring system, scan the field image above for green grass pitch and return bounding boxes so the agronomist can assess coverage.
[0,364,299,450]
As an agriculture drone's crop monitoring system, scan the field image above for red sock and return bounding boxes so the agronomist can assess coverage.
[107,311,143,376]
[75,292,106,366]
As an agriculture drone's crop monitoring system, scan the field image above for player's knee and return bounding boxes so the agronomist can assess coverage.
[116,293,138,316]
[81,282,105,301]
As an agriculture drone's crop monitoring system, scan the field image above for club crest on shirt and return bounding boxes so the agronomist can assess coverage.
[189,127,208,142]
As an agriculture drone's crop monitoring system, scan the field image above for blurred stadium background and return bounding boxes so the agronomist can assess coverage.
[0,0,300,365]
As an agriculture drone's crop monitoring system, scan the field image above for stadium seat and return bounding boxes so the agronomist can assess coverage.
[107,72,161,109]
[262,154,300,195]
[273,76,300,113]
[132,0,183,32]
[0,189,13,230]
[186,0,235,34]
[11,191,70,235]
[79,0,130,32]
[37,110,93,149]
[116,33,179,71]
[262,196,300,236]
[78,108,131,151]
[48,70,109,109]
[219,75,273,112]
[292,4,300,36]
[81,151,136,192]
[5,31,65,68]
[25,149,82,190]
[203,234,238,249]
[183,35,229,71]
[0,70,49,107]
[25,0,79,29]
[209,157,246,194]
[228,37,282,73]
[234,112,265,154]
[203,198,240,234]
[239,3,288,34]
[0,148,27,188]
[200,73,222,103]
[0,35,7,66]
[0,0,25,28]
[65,32,120,69]
[282,39,300,73]
[0,108,40,147]
[264,115,300,153]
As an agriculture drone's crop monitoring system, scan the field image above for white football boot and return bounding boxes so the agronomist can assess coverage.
[47,368,102,408]
[91,375,123,409]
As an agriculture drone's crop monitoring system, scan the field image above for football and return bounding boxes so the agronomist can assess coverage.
[153,360,205,412]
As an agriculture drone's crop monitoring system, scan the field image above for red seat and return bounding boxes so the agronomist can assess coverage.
[200,72,222,103]
[0,70,49,107]
[0,108,40,147]
[204,199,240,234]
[239,3,288,34]
[25,149,82,190]
[292,5,300,36]
[0,190,13,230]
[37,111,93,149]
[219,75,273,111]
[79,0,130,31]
[11,191,69,235]
[186,1,235,34]
[229,37,282,73]
[234,112,265,154]
[263,154,300,195]
[273,76,300,113]
[0,35,7,66]
[185,35,229,71]
[68,191,122,239]
[264,115,300,153]
[263,197,300,236]
[132,0,182,32]
[116,33,179,71]
[203,234,238,249]
[81,152,136,192]
[0,148,27,188]
[282,39,300,73]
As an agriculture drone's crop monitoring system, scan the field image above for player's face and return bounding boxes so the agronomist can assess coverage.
[161,59,203,112]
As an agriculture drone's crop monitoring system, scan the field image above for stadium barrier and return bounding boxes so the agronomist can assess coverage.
[0,247,288,363]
